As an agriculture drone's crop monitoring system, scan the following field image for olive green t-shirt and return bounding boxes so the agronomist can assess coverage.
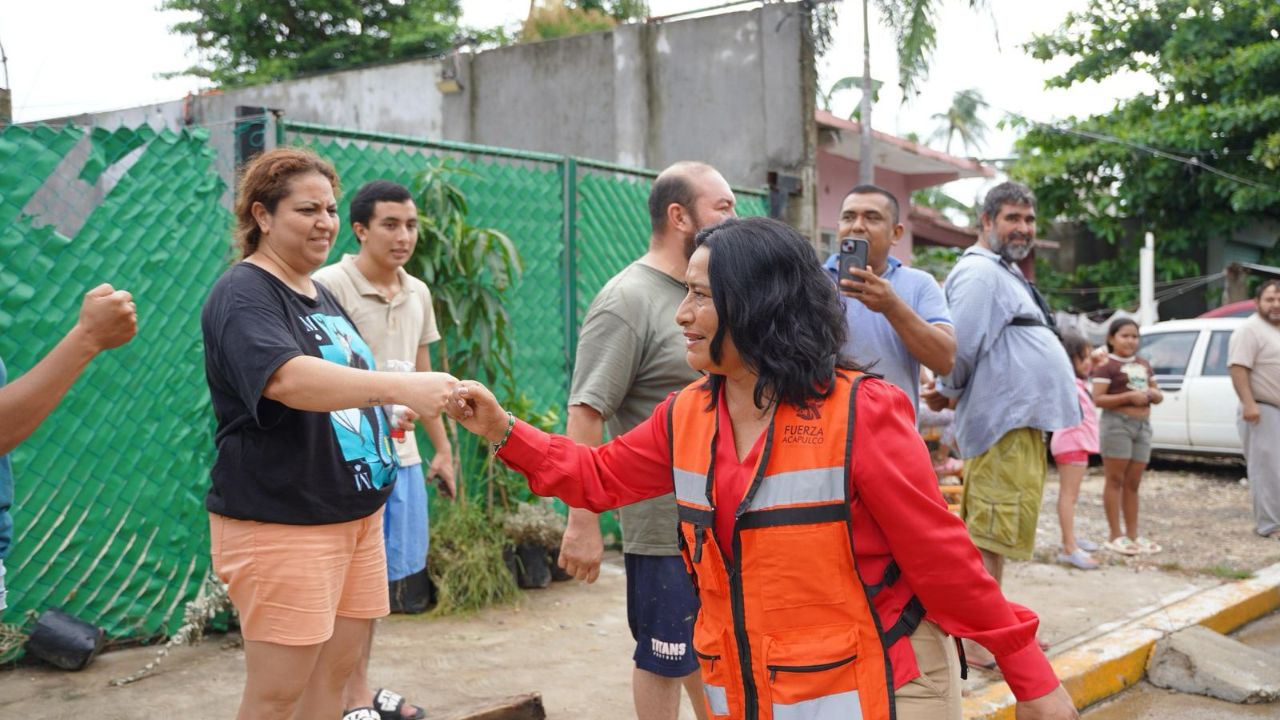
[569,262,700,555]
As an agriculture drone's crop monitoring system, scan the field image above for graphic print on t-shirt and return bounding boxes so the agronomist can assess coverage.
[299,311,399,491]
[1119,360,1150,392]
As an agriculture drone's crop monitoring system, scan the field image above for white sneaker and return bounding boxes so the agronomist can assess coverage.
[1056,548,1099,570]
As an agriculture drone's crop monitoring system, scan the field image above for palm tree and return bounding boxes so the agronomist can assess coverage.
[856,0,994,182]
[876,0,994,98]
[818,75,882,119]
[929,88,989,155]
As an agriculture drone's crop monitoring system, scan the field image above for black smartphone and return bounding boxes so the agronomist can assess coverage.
[838,237,870,285]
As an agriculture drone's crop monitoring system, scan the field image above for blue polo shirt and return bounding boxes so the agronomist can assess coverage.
[823,254,952,415]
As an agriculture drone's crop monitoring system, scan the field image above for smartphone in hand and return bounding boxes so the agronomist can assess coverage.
[838,237,870,285]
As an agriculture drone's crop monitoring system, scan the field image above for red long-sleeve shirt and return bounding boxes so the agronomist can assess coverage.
[497,378,1059,701]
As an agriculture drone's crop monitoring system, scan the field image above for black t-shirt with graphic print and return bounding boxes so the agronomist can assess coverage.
[201,262,398,525]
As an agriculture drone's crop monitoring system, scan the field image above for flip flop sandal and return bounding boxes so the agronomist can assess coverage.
[343,708,381,720]
[374,688,426,720]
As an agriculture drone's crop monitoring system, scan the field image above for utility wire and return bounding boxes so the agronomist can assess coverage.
[1044,271,1226,296]
[996,107,1276,193]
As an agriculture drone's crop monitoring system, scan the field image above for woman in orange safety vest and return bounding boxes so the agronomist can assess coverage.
[448,216,1077,720]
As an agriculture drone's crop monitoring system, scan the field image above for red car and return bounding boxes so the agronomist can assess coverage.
[1200,299,1255,318]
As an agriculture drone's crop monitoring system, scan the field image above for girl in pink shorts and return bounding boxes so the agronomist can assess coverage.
[1051,330,1101,570]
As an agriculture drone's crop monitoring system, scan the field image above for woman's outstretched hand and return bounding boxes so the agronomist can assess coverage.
[403,371,460,420]
[448,380,511,444]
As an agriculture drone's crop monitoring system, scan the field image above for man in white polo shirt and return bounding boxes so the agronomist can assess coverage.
[314,180,453,720]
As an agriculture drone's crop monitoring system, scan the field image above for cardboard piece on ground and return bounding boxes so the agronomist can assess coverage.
[445,692,546,720]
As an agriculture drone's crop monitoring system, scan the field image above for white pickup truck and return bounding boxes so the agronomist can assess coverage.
[1137,317,1244,457]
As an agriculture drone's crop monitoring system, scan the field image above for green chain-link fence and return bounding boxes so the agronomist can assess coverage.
[0,117,768,653]
[1,122,229,654]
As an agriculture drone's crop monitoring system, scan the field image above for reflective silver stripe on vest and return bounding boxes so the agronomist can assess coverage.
[674,468,709,508]
[746,466,844,511]
[772,690,862,720]
[703,683,729,716]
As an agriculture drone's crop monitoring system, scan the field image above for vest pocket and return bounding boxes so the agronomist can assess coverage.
[753,524,848,610]
[764,627,862,720]
[693,625,734,718]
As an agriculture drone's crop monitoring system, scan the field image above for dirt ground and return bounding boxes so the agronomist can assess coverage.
[1035,454,1280,575]
[2,456,1277,719]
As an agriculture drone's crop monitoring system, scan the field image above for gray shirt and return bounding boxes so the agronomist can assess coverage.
[938,246,1080,458]
[569,262,699,555]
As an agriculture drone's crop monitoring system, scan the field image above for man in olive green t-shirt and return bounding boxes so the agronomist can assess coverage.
[562,162,735,720]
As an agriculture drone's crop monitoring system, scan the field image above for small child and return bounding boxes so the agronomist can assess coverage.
[1051,329,1101,570]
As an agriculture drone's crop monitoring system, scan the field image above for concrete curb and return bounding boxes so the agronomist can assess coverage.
[961,561,1280,719]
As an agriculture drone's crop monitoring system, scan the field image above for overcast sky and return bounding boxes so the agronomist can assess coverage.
[0,0,1153,198]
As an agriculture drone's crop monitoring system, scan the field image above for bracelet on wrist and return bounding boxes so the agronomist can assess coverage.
[491,412,515,455]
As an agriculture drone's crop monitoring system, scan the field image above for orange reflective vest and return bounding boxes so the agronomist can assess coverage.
[671,372,923,720]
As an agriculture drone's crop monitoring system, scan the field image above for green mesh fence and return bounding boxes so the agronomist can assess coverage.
[573,162,769,331]
[0,118,767,650]
[282,124,769,542]
[289,133,568,415]
[0,123,228,648]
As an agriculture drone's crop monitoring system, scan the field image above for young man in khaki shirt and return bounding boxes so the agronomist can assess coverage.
[314,180,453,720]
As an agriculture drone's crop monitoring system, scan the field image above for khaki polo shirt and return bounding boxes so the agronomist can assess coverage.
[314,254,442,465]
[1229,313,1280,407]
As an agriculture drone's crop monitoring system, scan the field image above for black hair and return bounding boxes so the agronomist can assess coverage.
[648,162,712,233]
[845,183,900,225]
[981,181,1036,224]
[349,180,412,231]
[694,216,860,411]
[1257,278,1280,298]
[1059,328,1091,378]
[1105,317,1139,354]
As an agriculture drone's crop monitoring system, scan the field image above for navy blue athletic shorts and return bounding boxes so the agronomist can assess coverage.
[625,553,700,677]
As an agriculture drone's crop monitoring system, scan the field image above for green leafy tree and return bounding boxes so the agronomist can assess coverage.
[161,0,472,85]
[1010,0,1280,309]
[912,185,977,227]
[911,245,961,282]
[407,160,523,505]
[929,88,989,155]
[520,0,647,42]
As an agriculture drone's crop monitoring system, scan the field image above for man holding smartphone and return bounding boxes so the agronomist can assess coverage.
[824,184,956,415]
[314,179,453,720]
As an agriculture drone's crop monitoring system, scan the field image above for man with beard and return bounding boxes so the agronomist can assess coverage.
[1229,279,1280,540]
[924,181,1078,670]
[556,161,733,720]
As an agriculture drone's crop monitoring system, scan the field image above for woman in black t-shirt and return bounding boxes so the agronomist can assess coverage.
[200,148,458,719]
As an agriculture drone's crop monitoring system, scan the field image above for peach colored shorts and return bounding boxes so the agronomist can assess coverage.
[209,512,389,646]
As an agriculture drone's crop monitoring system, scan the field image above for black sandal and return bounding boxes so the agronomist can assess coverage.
[373,688,426,720]
[342,708,382,720]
